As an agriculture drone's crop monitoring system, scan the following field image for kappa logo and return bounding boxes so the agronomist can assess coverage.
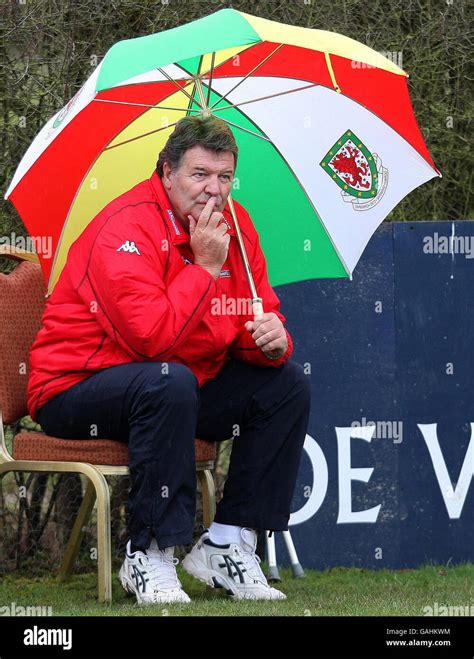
[320,129,389,211]
[117,240,141,255]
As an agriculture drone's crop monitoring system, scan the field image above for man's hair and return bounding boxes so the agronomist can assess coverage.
[156,115,238,177]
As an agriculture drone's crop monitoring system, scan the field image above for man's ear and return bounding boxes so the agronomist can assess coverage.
[162,162,172,190]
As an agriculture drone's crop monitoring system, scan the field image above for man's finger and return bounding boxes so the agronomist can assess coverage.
[251,318,274,337]
[216,221,228,236]
[245,313,276,334]
[197,197,217,227]
[255,328,281,347]
[250,315,266,330]
[207,211,226,230]
[262,339,286,355]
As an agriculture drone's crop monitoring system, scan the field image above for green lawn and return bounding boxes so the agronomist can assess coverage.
[1,564,472,617]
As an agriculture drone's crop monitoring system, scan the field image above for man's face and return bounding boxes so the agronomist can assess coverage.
[162,145,235,230]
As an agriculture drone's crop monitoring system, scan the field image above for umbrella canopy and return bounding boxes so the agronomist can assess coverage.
[5,8,440,295]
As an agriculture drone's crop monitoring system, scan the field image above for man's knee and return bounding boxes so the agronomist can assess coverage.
[282,360,311,404]
[133,362,199,408]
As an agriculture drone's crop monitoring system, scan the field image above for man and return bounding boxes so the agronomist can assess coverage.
[27,115,311,604]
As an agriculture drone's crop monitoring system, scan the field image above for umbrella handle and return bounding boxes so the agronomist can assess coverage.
[226,194,264,321]
[252,298,264,317]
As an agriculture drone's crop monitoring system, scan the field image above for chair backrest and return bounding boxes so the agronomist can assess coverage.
[0,249,45,424]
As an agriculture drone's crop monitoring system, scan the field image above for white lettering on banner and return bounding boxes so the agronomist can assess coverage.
[418,423,474,519]
[289,429,380,526]
[336,425,381,524]
[290,424,473,527]
[289,434,328,525]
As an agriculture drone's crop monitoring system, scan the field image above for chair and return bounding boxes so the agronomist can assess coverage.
[0,246,216,603]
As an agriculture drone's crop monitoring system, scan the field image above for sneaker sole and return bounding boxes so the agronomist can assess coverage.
[182,552,286,601]
[119,564,191,605]
[119,565,136,597]
[182,553,236,595]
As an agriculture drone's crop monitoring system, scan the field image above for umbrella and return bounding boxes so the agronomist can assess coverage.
[5,8,440,302]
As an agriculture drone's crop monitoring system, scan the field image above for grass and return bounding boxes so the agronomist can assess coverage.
[0,563,472,617]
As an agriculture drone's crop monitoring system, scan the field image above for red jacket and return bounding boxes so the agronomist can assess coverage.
[27,172,293,421]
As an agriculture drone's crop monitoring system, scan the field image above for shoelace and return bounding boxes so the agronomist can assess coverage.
[138,551,181,591]
[235,545,267,583]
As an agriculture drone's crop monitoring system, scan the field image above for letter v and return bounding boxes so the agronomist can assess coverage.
[418,423,474,518]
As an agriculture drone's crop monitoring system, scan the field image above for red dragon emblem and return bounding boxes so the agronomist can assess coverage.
[320,130,387,208]
[330,146,370,189]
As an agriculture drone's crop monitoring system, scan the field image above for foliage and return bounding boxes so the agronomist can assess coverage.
[0,0,472,240]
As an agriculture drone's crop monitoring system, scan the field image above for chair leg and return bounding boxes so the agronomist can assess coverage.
[90,470,112,604]
[58,478,97,581]
[198,469,216,529]
[0,461,112,604]
[56,468,112,604]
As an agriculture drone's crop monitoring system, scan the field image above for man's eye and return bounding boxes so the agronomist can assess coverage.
[220,175,231,182]
[193,173,205,178]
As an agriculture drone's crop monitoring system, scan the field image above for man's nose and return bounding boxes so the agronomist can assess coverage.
[204,175,221,197]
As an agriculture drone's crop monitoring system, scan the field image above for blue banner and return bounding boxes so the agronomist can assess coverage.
[276,221,474,569]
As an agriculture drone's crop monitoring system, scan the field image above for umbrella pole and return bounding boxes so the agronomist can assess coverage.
[194,76,262,318]
[226,193,263,319]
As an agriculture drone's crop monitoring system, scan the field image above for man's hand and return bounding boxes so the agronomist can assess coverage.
[189,197,230,281]
[244,312,288,360]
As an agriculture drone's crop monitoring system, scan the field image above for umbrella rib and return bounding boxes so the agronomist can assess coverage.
[175,45,256,84]
[217,118,271,143]
[211,82,320,114]
[157,67,202,108]
[94,50,302,118]
[104,121,180,151]
[206,52,216,106]
[92,98,202,112]
[210,44,284,111]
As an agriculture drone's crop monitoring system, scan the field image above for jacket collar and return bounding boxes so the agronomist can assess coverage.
[149,171,235,245]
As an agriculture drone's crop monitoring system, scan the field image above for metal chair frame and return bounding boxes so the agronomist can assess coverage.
[0,247,216,603]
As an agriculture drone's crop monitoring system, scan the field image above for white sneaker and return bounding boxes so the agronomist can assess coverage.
[119,539,191,605]
[182,528,286,601]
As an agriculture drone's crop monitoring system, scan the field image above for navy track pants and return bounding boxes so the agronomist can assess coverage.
[37,358,311,550]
